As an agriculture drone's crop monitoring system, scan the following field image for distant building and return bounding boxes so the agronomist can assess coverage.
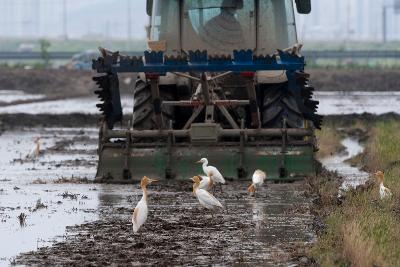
[296,0,400,42]
[0,0,399,42]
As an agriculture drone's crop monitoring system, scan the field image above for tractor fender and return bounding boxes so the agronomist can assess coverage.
[256,70,288,84]
[138,72,191,87]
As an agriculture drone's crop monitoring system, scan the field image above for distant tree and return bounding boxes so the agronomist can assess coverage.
[39,39,51,67]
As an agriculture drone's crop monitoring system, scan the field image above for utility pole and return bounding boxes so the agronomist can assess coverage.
[62,0,68,40]
[382,4,387,43]
[35,0,40,37]
[346,0,350,40]
[127,0,132,41]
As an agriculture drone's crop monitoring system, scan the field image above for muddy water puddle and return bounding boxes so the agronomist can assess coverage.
[14,182,315,266]
[0,90,45,104]
[314,91,400,115]
[0,127,101,266]
[0,126,315,266]
[321,137,369,191]
[0,128,98,182]
[0,91,399,116]
[0,96,133,115]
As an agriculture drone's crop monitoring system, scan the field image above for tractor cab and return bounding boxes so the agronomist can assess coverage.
[148,0,310,55]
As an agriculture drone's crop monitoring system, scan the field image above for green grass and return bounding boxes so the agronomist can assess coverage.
[306,59,400,69]
[303,41,400,52]
[2,38,400,69]
[315,125,344,159]
[0,38,147,52]
[311,120,400,267]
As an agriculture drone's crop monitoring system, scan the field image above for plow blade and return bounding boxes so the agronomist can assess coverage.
[95,144,316,183]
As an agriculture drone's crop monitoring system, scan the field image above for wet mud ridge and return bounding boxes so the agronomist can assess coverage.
[15,181,315,266]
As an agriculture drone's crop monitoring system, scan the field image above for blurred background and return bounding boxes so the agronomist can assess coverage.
[0,0,400,69]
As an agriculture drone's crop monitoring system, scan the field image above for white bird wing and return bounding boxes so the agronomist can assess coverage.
[383,186,393,197]
[199,176,210,190]
[132,198,148,233]
[207,166,225,184]
[196,189,223,209]
[26,145,37,158]
[252,170,266,186]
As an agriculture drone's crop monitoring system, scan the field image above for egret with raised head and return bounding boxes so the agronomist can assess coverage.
[132,176,158,233]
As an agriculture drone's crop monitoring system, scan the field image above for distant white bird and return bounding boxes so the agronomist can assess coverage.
[248,170,267,197]
[197,158,225,190]
[26,137,41,159]
[197,175,214,190]
[191,176,223,210]
[132,176,158,233]
[375,171,392,200]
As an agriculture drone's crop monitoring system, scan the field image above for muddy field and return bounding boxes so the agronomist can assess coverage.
[0,68,399,98]
[308,69,400,91]
[0,67,399,266]
[0,68,133,106]
[14,181,315,266]
[0,124,317,266]
[0,118,368,266]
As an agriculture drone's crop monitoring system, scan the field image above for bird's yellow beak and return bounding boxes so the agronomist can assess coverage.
[149,179,158,183]
[196,160,201,163]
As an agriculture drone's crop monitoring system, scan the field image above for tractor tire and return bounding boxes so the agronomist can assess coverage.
[261,71,323,130]
[261,83,304,128]
[132,79,174,130]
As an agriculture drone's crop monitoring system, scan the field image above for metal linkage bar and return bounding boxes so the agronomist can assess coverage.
[200,73,211,105]
[245,76,260,128]
[183,106,204,130]
[105,128,312,139]
[162,100,249,107]
[93,49,305,74]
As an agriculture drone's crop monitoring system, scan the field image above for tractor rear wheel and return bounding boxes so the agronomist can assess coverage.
[261,83,304,128]
[132,79,174,130]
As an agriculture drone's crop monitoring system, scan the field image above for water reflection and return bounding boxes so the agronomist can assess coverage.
[321,137,369,191]
[314,91,400,115]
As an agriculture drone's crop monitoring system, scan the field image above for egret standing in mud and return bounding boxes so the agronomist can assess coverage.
[132,176,158,233]
[197,158,225,191]
[248,170,267,197]
[191,176,223,211]
[26,137,41,159]
[374,171,392,200]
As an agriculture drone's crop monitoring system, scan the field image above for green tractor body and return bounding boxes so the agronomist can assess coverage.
[92,0,321,183]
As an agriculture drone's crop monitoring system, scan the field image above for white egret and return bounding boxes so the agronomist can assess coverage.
[196,158,225,191]
[191,176,223,210]
[132,176,158,233]
[248,170,267,197]
[375,171,392,200]
[26,137,41,159]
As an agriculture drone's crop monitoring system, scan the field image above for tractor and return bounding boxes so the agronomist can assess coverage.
[92,0,322,183]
